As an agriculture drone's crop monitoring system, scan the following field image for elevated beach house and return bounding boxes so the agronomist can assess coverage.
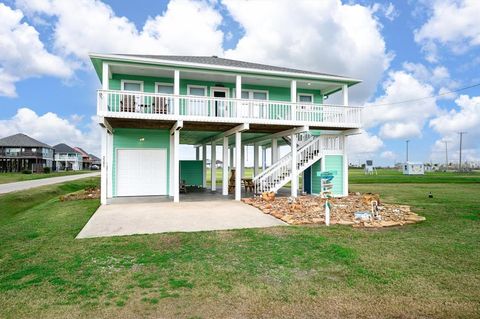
[0,133,54,173]
[53,143,83,171]
[91,54,362,204]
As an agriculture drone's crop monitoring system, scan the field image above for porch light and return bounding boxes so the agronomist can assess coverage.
[307,82,311,86]
[139,137,145,142]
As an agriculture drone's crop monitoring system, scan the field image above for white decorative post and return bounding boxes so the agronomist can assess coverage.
[173,129,180,203]
[100,127,108,205]
[253,143,259,176]
[343,134,348,196]
[235,131,242,200]
[241,144,245,178]
[262,146,267,170]
[211,141,216,191]
[174,70,180,115]
[202,144,207,188]
[223,136,229,196]
[291,132,298,197]
[342,84,349,105]
[291,80,297,121]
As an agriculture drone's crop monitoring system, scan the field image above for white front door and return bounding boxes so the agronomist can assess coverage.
[117,149,167,196]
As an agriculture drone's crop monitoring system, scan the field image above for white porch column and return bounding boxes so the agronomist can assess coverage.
[100,127,108,205]
[343,134,348,196]
[107,131,113,198]
[236,75,242,117]
[195,147,200,160]
[262,146,267,170]
[253,143,259,176]
[172,129,180,203]
[229,146,234,168]
[202,144,207,188]
[342,84,349,106]
[223,136,229,195]
[174,70,180,115]
[235,132,242,200]
[291,80,297,121]
[102,63,109,90]
[211,141,216,191]
[241,144,245,178]
[169,133,174,196]
[291,133,298,197]
[271,138,279,164]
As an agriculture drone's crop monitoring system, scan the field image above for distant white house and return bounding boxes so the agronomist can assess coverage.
[54,143,83,171]
[403,162,424,175]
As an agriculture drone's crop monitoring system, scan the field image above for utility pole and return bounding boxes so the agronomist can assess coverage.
[458,132,467,171]
[405,140,410,162]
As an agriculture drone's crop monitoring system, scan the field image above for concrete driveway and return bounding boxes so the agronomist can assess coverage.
[77,200,285,238]
[0,172,100,194]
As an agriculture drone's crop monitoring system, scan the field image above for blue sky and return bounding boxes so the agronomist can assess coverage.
[0,0,479,166]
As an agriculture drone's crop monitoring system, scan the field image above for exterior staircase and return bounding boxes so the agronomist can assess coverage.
[253,134,343,194]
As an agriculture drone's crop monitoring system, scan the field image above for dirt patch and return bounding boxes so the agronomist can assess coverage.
[243,193,425,228]
[59,187,100,201]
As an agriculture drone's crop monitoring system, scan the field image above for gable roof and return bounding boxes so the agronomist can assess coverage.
[90,53,361,84]
[53,143,79,154]
[88,154,100,161]
[0,133,51,148]
[73,146,90,157]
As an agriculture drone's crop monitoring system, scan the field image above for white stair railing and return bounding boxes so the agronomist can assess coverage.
[253,135,343,194]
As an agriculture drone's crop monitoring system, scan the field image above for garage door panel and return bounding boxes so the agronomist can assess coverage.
[117,149,167,196]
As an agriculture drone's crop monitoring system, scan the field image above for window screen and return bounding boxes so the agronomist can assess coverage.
[189,87,206,96]
[157,84,173,94]
[298,94,313,102]
[253,92,267,100]
[123,82,142,91]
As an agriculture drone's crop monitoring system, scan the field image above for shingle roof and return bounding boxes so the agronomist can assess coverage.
[53,143,79,154]
[114,54,353,79]
[73,146,89,157]
[88,154,100,161]
[0,133,51,148]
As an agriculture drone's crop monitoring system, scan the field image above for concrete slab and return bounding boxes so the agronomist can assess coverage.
[77,200,286,238]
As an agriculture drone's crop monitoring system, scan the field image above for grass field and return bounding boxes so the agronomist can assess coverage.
[0,170,93,184]
[0,172,479,318]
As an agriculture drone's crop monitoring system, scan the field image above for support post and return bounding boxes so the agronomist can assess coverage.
[172,129,180,202]
[102,63,109,90]
[107,131,113,198]
[291,133,298,197]
[253,143,259,176]
[223,136,229,195]
[229,146,234,168]
[262,146,267,170]
[174,70,180,115]
[236,75,242,117]
[211,141,216,191]
[241,144,245,178]
[271,138,278,164]
[100,128,108,205]
[343,134,348,196]
[169,133,174,196]
[235,132,242,200]
[202,144,207,188]
[195,147,199,160]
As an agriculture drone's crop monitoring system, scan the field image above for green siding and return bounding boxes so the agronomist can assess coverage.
[310,155,344,197]
[112,128,170,197]
[180,160,203,186]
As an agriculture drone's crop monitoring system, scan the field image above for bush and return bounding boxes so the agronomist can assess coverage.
[43,167,51,174]
[22,169,32,174]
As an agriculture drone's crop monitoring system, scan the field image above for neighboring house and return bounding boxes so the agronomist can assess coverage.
[53,143,83,171]
[0,133,54,173]
[91,54,362,204]
[89,154,101,167]
[73,146,92,169]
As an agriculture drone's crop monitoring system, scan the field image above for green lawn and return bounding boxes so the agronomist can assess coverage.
[0,170,94,184]
[0,175,479,318]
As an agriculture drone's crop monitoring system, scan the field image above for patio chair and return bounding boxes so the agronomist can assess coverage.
[120,95,136,112]
[152,97,169,114]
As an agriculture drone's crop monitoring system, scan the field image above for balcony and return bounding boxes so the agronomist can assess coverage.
[97,90,362,129]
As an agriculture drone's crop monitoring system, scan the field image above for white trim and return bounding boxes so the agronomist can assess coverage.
[297,93,314,103]
[187,84,207,96]
[154,82,174,93]
[90,53,362,83]
[121,79,144,92]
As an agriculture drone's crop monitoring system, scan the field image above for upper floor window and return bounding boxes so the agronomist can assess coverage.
[188,86,207,96]
[298,93,313,103]
[156,83,174,94]
[121,80,143,92]
[242,90,268,100]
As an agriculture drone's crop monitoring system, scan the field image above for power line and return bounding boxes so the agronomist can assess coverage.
[366,82,480,108]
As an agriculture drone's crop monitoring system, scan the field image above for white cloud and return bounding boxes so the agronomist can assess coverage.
[380,150,397,160]
[429,95,480,162]
[415,0,480,60]
[222,0,392,103]
[347,130,384,155]
[0,107,101,155]
[0,3,72,97]
[16,0,224,63]
[364,69,437,139]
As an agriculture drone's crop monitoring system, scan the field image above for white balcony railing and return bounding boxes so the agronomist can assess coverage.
[97,90,362,127]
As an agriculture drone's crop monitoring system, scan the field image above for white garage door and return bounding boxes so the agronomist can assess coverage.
[117,149,167,196]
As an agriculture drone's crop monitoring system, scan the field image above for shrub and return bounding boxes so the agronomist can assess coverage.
[22,169,32,174]
[43,167,51,174]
